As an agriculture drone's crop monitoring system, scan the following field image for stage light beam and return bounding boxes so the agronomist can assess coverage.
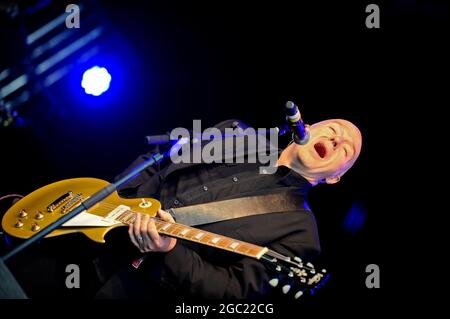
[81,66,111,96]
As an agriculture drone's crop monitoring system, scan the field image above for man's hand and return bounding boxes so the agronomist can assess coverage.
[129,209,177,253]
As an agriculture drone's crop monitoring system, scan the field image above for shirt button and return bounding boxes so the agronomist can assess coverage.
[202,185,208,191]
[173,199,180,205]
[232,176,238,182]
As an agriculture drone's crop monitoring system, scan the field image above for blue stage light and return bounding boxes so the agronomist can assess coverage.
[343,202,367,234]
[81,66,111,96]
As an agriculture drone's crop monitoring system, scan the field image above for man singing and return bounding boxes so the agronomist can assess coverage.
[96,118,362,299]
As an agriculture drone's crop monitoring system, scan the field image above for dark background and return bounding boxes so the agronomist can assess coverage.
[0,0,448,313]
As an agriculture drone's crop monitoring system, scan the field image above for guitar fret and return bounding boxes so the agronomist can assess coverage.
[160,223,171,231]
[176,225,189,236]
[125,213,136,224]
[236,244,252,254]
[115,212,126,223]
[190,230,202,241]
[172,224,186,236]
[248,247,262,255]
[179,228,190,236]
[194,232,205,240]
[117,211,132,223]
[218,238,233,248]
[182,227,197,239]
[155,223,166,231]
[165,224,179,235]
[199,233,213,243]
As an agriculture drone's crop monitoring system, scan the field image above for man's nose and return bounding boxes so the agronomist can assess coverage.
[331,136,343,148]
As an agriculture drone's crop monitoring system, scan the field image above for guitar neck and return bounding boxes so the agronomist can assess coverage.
[114,210,268,259]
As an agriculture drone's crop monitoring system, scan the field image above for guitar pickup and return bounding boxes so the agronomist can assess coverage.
[47,191,73,212]
[61,193,83,214]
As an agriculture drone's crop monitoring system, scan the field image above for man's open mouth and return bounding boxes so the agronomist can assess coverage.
[314,143,327,158]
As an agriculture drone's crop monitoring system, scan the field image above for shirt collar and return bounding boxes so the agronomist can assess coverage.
[276,165,312,191]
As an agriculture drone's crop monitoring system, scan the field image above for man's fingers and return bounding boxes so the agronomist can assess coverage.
[133,213,142,242]
[140,214,150,242]
[128,211,176,253]
[147,219,161,247]
[158,209,175,223]
[128,224,139,248]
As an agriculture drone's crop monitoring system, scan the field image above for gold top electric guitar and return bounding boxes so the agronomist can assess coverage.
[2,178,328,298]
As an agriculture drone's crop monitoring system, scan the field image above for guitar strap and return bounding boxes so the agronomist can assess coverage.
[167,191,307,226]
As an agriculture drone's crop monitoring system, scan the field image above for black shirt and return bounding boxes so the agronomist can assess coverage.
[158,163,312,210]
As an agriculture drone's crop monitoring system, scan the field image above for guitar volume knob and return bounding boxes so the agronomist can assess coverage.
[35,211,44,220]
[19,209,28,218]
[139,199,152,208]
[15,220,24,228]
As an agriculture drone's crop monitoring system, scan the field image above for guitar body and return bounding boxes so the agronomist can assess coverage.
[2,178,160,243]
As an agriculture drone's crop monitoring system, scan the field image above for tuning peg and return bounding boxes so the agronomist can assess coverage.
[282,285,291,294]
[269,278,279,287]
[294,256,302,263]
[306,262,314,268]
[276,265,282,272]
[294,290,304,299]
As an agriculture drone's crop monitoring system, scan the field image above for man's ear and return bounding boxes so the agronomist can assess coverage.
[325,176,341,184]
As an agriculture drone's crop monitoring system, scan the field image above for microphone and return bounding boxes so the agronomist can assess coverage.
[285,101,310,145]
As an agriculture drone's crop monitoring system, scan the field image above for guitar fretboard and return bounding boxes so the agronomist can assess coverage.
[115,210,268,259]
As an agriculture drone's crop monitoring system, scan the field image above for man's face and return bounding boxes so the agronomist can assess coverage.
[292,119,362,183]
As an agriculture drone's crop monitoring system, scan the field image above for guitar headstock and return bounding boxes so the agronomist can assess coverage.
[261,252,329,299]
